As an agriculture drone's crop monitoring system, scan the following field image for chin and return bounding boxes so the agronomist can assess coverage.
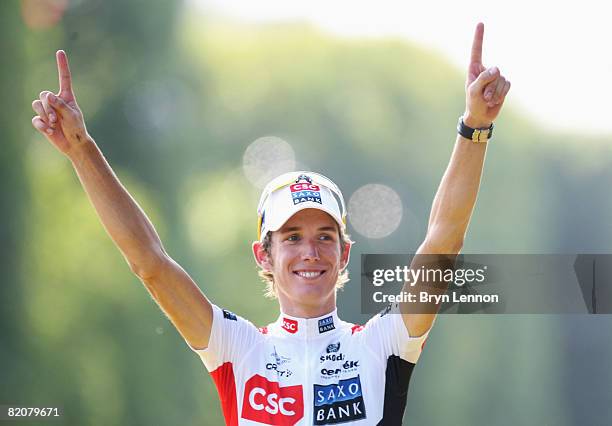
[286,277,336,300]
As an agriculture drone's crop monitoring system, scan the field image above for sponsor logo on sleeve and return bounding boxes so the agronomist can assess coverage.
[282,317,298,334]
[242,374,304,425]
[222,309,237,321]
[318,316,335,333]
[290,175,321,206]
[379,303,392,317]
[350,324,364,335]
[379,302,399,317]
[313,376,366,424]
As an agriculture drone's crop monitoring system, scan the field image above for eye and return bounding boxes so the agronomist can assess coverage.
[286,234,300,242]
[319,234,335,241]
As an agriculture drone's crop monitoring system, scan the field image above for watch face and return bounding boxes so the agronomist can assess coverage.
[472,129,489,143]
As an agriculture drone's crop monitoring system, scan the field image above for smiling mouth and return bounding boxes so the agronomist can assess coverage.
[293,271,326,279]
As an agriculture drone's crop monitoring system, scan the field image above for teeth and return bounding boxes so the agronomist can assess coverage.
[296,271,323,278]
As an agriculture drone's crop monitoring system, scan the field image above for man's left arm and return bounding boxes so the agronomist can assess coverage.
[401,23,511,337]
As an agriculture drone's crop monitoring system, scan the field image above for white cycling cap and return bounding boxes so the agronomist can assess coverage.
[257,171,347,241]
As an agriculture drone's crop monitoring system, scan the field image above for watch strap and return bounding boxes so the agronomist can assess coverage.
[457,117,494,143]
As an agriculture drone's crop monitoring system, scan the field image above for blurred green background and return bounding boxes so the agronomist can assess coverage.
[3,0,612,425]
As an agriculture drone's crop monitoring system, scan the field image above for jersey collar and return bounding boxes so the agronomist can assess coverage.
[274,308,340,339]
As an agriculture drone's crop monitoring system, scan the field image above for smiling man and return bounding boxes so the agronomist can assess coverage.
[31,22,509,426]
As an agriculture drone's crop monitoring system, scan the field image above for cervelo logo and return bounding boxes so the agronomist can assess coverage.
[242,374,304,426]
[282,317,298,334]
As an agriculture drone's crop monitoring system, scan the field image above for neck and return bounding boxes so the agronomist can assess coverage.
[278,295,336,318]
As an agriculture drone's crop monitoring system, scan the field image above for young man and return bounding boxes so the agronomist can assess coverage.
[31,23,509,426]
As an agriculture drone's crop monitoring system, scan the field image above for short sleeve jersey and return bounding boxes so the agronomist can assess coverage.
[192,304,429,425]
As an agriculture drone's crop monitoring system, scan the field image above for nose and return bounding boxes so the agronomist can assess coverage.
[301,239,320,261]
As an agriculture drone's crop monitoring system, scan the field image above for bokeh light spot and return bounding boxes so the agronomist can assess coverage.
[242,136,296,188]
[21,0,68,29]
[348,183,403,239]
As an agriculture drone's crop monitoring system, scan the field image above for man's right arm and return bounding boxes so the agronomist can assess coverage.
[68,139,213,349]
[31,50,213,350]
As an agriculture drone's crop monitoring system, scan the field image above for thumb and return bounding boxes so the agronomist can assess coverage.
[48,93,69,110]
[48,93,79,120]
[48,91,87,136]
[471,66,499,92]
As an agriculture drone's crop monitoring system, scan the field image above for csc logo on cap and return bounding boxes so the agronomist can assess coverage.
[290,183,320,192]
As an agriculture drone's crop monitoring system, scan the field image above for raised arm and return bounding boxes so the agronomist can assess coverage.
[31,50,212,349]
[401,23,511,336]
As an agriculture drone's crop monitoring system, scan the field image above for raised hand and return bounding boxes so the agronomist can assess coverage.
[464,23,510,128]
[31,50,89,155]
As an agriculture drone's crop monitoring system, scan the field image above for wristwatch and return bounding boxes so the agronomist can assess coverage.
[457,116,494,143]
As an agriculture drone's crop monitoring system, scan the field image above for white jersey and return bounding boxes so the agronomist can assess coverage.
[192,304,429,425]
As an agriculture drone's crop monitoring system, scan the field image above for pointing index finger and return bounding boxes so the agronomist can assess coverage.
[56,50,73,96]
[470,22,484,65]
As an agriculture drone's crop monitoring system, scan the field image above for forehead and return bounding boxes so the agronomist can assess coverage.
[279,208,338,232]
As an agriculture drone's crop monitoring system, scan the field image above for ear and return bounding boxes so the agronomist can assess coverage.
[339,240,352,271]
[252,241,272,271]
